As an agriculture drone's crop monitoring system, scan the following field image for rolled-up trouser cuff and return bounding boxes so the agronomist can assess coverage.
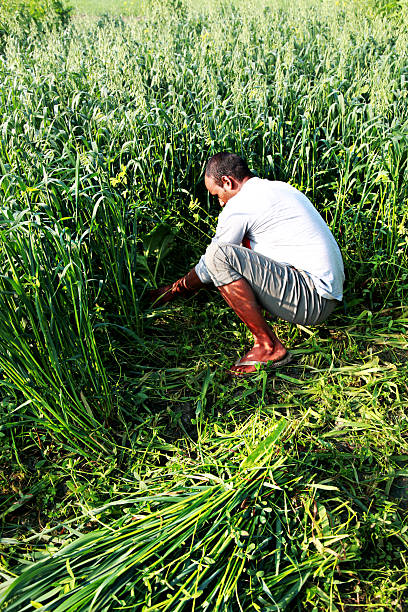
[205,241,338,326]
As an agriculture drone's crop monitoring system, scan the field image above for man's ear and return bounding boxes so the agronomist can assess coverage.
[221,175,234,190]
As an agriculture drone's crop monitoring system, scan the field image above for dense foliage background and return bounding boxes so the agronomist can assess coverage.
[0,0,407,609]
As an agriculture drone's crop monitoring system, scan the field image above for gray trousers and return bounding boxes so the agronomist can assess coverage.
[205,242,338,326]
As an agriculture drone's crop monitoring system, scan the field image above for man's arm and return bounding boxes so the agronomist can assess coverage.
[149,206,249,306]
[148,267,205,307]
[195,208,250,283]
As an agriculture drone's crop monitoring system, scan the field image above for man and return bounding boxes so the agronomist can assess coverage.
[149,152,344,376]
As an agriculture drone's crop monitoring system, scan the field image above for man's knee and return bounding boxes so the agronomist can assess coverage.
[204,241,230,275]
[205,242,243,287]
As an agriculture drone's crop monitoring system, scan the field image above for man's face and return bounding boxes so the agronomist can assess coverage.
[205,174,234,207]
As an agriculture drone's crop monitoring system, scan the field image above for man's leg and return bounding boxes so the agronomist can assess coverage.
[218,278,289,375]
[205,242,337,374]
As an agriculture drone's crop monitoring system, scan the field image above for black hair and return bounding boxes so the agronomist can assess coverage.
[205,152,253,186]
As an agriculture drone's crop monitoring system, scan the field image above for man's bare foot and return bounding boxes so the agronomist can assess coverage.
[230,341,290,376]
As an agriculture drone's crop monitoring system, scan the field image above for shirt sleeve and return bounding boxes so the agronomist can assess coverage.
[194,208,249,283]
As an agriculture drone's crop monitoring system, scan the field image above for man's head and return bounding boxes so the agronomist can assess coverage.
[204,152,253,207]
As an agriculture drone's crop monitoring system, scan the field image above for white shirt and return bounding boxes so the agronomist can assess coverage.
[195,178,344,300]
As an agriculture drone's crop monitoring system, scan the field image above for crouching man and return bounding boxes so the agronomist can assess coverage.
[149,152,344,376]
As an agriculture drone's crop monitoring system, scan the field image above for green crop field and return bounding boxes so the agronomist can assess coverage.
[70,0,142,16]
[0,0,407,609]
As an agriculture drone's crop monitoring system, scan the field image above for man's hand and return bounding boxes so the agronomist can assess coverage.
[148,268,204,307]
[148,284,176,307]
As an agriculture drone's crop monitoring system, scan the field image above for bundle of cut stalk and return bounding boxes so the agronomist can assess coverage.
[0,420,359,611]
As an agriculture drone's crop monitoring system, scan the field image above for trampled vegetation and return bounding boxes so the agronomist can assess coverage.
[0,0,407,609]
